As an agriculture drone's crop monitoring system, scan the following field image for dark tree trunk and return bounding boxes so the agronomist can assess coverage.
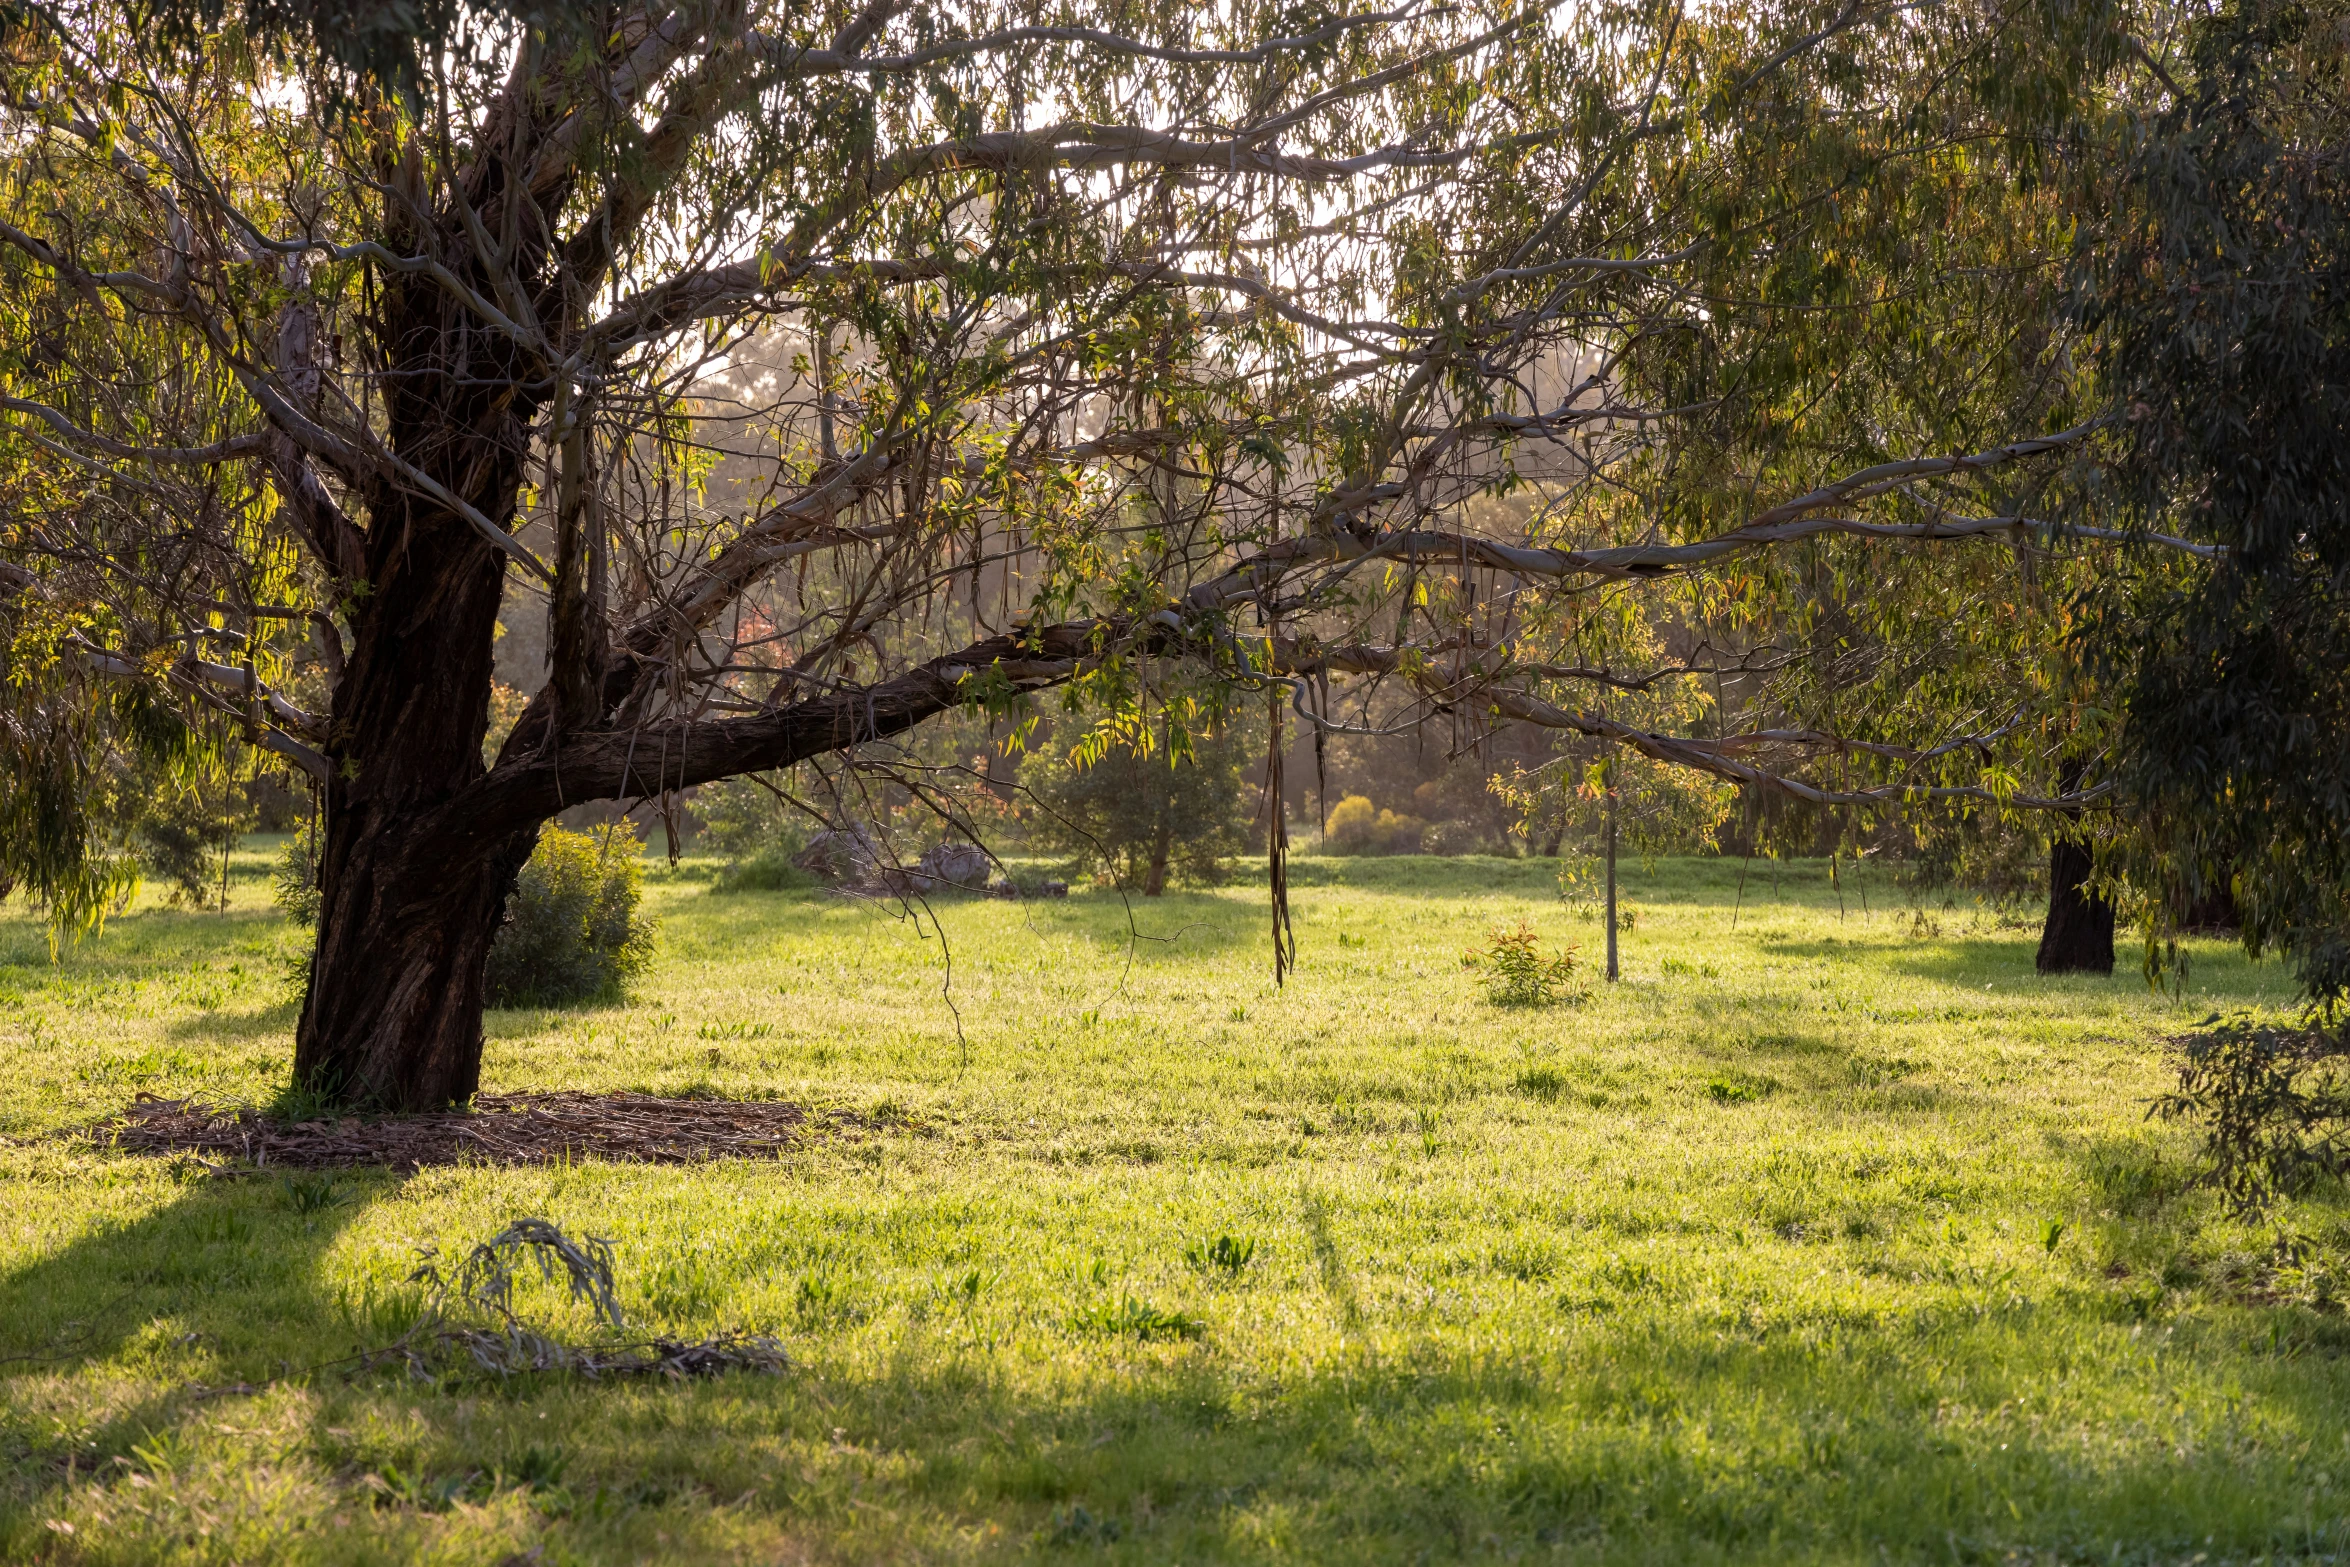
[295,813,537,1108]
[2037,760,2114,975]
[1143,811,1172,896]
[290,480,536,1106]
[291,177,550,1109]
[2180,881,2241,933]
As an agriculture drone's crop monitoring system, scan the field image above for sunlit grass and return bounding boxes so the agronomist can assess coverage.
[1,844,2343,1563]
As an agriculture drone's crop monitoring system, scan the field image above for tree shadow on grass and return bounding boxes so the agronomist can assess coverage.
[6,1174,2349,1560]
[162,998,303,1043]
[0,1171,381,1476]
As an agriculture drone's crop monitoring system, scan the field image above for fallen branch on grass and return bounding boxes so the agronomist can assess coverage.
[370,1218,790,1381]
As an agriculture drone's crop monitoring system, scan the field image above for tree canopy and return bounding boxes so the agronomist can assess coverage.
[0,0,2230,1105]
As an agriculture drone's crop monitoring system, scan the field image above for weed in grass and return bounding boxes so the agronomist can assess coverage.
[1183,1234,1256,1277]
[1070,1296,1204,1341]
[1047,1504,1124,1545]
[936,1268,988,1310]
[696,1020,773,1040]
[1706,1071,1780,1103]
[277,1172,347,1213]
[1846,1052,1917,1087]
[1516,1065,1567,1101]
[504,1443,569,1493]
[2041,1217,2067,1253]
[1416,1105,1441,1155]
[1491,1239,1558,1281]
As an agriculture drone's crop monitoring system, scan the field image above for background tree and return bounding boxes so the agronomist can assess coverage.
[1,0,2163,1108]
[1025,711,1252,893]
[2079,0,2350,1006]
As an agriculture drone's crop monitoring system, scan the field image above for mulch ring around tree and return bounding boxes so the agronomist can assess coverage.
[91,1091,881,1171]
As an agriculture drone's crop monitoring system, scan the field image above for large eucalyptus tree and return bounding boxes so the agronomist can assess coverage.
[1,0,2160,1107]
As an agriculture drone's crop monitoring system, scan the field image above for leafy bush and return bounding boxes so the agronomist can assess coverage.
[274,832,322,924]
[2153,1011,2349,1212]
[692,775,821,890]
[1424,819,1490,856]
[691,774,804,861]
[1461,919,1581,1006]
[136,784,238,907]
[711,846,814,894]
[1025,722,1251,893]
[485,829,656,1007]
[1324,794,1428,854]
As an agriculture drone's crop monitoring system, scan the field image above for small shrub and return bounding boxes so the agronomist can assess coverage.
[1324,794,1428,854]
[1462,919,1580,1006]
[712,846,814,894]
[2152,1011,2350,1212]
[485,829,657,1008]
[1324,794,1379,851]
[274,833,322,924]
[1424,819,1489,856]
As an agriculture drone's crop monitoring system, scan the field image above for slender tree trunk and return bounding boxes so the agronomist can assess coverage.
[2036,760,2114,976]
[1143,806,1172,896]
[1604,773,1619,982]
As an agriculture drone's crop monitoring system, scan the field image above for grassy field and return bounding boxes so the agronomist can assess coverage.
[1,844,2344,1565]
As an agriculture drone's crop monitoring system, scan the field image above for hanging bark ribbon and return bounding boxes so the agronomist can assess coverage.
[1266,682,1296,986]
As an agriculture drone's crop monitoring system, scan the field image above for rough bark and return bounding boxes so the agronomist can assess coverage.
[291,478,533,1106]
[291,169,552,1109]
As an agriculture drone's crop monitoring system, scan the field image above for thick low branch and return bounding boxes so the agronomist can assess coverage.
[460,621,1107,840]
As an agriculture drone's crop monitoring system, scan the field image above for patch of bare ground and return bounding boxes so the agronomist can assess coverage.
[88,1091,863,1169]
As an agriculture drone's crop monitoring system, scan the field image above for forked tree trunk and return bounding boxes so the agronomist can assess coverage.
[2036,759,2114,975]
[288,203,550,1108]
[289,486,536,1108]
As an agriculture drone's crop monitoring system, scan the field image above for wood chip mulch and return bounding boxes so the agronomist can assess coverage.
[95,1091,824,1170]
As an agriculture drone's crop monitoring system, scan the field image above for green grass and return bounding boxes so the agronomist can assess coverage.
[1,844,2345,1564]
